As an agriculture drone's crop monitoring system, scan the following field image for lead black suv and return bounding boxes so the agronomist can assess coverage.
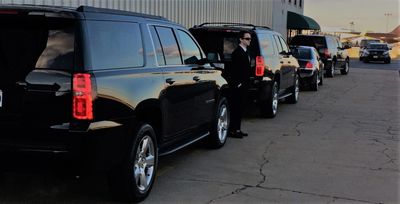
[290,35,350,77]
[0,5,230,202]
[190,23,300,118]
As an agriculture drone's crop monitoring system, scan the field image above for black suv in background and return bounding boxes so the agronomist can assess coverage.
[190,23,300,118]
[361,43,391,64]
[0,5,230,202]
[290,35,350,77]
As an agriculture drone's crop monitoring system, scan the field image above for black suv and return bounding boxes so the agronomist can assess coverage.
[0,5,230,202]
[290,35,350,77]
[361,43,391,64]
[190,23,300,118]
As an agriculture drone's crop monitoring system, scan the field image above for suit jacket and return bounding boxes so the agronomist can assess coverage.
[229,46,251,88]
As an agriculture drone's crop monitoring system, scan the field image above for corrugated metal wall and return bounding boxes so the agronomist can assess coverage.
[0,0,274,28]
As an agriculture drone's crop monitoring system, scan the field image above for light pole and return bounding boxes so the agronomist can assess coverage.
[384,12,392,32]
[349,21,355,32]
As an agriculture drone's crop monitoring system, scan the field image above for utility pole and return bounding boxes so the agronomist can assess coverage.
[349,21,355,32]
[384,12,392,32]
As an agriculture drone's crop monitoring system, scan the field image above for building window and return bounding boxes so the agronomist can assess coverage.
[294,0,297,5]
[288,0,291,3]
[300,0,302,7]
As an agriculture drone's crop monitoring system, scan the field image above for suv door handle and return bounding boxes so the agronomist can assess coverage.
[166,78,175,85]
[193,76,200,81]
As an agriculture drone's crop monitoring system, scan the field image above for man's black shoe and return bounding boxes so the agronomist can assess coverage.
[229,131,243,138]
[239,131,248,137]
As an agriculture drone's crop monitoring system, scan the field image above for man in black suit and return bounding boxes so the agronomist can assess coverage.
[228,31,252,138]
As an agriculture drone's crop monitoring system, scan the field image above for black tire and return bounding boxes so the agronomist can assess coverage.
[108,122,158,202]
[325,61,335,78]
[340,60,350,75]
[260,81,278,118]
[384,59,391,64]
[208,97,229,148]
[287,74,299,104]
[363,58,369,63]
[319,70,323,86]
[310,72,319,91]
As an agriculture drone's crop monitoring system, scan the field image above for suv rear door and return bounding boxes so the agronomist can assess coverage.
[0,12,77,133]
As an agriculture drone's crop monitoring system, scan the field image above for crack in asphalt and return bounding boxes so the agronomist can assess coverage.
[294,122,304,137]
[257,186,383,204]
[207,140,275,203]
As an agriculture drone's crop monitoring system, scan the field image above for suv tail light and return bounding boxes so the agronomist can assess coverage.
[323,48,331,58]
[73,73,93,120]
[305,61,314,69]
[255,56,265,76]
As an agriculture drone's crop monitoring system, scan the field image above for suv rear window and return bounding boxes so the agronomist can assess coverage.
[86,21,143,70]
[292,48,311,59]
[290,36,327,49]
[0,15,75,82]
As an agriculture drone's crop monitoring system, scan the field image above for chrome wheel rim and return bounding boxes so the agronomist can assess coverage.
[272,85,278,115]
[134,135,155,193]
[217,103,228,142]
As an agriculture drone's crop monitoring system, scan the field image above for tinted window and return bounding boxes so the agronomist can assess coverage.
[258,34,275,56]
[290,36,327,49]
[176,30,202,64]
[87,21,143,70]
[149,26,166,66]
[223,37,238,61]
[273,35,283,53]
[278,36,289,52]
[292,48,311,59]
[0,17,75,72]
[155,27,182,65]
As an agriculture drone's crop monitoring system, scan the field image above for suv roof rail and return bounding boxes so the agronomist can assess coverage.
[76,6,169,21]
[194,22,271,30]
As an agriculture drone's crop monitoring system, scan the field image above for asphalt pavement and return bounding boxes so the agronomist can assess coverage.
[0,59,399,204]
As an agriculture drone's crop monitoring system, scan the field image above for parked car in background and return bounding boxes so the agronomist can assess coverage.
[361,43,391,64]
[190,23,300,118]
[0,5,230,202]
[359,39,381,61]
[291,46,324,91]
[290,35,350,78]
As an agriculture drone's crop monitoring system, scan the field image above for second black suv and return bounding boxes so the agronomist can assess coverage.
[361,43,391,64]
[0,5,230,202]
[190,23,300,118]
[290,35,350,77]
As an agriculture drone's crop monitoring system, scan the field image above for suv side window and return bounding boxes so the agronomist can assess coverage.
[278,36,289,53]
[176,29,202,64]
[87,21,144,70]
[149,26,166,66]
[327,37,337,49]
[154,26,182,65]
[273,35,283,53]
[258,34,276,56]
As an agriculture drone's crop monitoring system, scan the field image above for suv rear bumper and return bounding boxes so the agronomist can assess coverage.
[0,122,127,172]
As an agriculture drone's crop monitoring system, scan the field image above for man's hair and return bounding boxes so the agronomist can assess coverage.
[239,31,251,39]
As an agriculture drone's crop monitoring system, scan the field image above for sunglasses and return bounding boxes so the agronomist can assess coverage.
[242,37,252,41]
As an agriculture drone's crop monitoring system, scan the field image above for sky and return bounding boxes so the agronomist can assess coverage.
[304,0,400,33]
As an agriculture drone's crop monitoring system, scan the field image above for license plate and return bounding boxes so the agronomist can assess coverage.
[0,89,2,107]
[373,56,378,58]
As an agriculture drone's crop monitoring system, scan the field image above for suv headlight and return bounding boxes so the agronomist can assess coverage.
[383,51,389,56]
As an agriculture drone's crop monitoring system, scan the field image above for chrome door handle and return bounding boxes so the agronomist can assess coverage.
[193,76,200,81]
[166,78,175,85]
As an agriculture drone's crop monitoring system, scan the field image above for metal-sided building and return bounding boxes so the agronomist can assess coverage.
[0,0,318,39]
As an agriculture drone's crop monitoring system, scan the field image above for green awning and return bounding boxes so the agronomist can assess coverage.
[287,11,320,30]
